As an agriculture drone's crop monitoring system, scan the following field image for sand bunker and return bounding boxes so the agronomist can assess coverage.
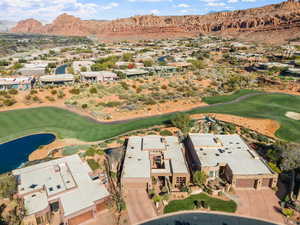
[285,111,300,120]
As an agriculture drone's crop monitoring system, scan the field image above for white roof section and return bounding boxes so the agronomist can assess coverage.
[142,135,165,150]
[13,155,109,217]
[81,71,117,78]
[189,134,272,176]
[122,135,189,179]
[40,74,74,82]
[122,136,151,179]
[24,191,48,215]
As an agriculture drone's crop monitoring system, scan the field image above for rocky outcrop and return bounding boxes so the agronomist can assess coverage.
[10,0,300,43]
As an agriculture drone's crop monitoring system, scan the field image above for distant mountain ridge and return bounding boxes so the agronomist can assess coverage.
[10,0,300,44]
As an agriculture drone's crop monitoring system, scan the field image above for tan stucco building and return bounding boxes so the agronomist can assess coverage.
[121,136,190,191]
[13,155,110,225]
[186,134,278,189]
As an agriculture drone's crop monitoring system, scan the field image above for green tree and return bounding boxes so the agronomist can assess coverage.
[193,171,207,187]
[122,53,133,62]
[143,60,153,67]
[280,144,300,200]
[171,113,193,134]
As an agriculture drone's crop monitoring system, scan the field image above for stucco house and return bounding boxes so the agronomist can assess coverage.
[185,134,278,189]
[121,135,190,191]
[13,155,110,225]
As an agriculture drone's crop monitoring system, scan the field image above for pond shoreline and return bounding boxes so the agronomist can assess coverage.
[0,133,56,174]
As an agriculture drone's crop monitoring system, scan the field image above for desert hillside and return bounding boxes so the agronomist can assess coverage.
[11,0,300,43]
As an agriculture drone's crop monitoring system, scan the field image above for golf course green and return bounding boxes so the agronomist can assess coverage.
[0,92,299,143]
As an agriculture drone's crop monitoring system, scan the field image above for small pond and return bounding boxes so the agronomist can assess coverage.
[140,212,278,225]
[55,64,67,74]
[0,133,56,174]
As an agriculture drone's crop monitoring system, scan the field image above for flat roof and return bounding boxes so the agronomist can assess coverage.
[13,155,109,217]
[122,135,189,179]
[189,134,272,176]
[40,74,74,82]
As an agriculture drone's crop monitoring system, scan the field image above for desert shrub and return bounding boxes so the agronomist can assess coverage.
[57,90,65,99]
[2,98,16,106]
[87,159,100,171]
[51,89,57,95]
[8,89,18,95]
[89,87,97,94]
[120,82,129,90]
[32,96,41,103]
[98,101,122,108]
[81,103,88,109]
[30,89,38,95]
[144,98,156,105]
[24,95,31,100]
[161,84,168,90]
[85,147,97,157]
[46,96,55,102]
[282,208,294,217]
[0,91,7,96]
[159,130,173,136]
[136,87,142,93]
[0,175,17,198]
[69,88,80,95]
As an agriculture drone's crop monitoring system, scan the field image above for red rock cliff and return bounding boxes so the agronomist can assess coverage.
[10,0,300,43]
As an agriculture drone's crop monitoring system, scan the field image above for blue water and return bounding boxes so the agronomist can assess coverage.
[55,64,67,74]
[0,134,56,174]
[141,212,278,225]
[158,56,167,62]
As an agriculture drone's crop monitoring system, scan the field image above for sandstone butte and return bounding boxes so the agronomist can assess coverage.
[10,0,300,44]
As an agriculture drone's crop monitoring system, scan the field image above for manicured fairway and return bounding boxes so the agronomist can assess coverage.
[0,93,299,143]
[202,89,261,104]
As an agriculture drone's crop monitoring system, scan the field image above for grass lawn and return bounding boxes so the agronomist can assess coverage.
[164,193,237,214]
[202,89,261,104]
[0,93,299,143]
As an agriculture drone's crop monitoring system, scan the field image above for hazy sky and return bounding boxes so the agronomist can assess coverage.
[0,0,284,22]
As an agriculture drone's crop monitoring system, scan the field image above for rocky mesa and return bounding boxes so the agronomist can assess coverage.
[10,0,300,43]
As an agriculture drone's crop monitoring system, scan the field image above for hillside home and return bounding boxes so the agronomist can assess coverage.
[186,134,278,190]
[13,155,110,225]
[81,71,118,83]
[0,77,33,90]
[117,69,149,78]
[39,74,74,86]
[121,136,190,191]
[72,61,94,73]
[285,68,300,77]
[144,66,177,75]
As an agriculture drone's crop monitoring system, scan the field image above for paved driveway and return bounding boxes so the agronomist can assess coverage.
[236,189,285,224]
[83,209,116,225]
[124,188,157,225]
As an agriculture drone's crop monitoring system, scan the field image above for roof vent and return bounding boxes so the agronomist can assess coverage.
[29,184,37,189]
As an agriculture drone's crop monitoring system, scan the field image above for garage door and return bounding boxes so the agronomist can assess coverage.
[236,179,256,188]
[68,211,93,225]
[96,202,107,212]
[262,178,273,187]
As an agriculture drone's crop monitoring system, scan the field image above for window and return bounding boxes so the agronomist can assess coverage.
[209,171,214,177]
